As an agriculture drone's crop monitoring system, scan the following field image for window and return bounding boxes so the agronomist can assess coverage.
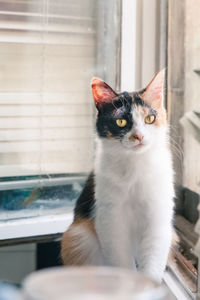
[1,1,198,297]
[0,0,121,226]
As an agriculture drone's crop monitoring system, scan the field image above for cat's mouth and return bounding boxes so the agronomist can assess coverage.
[122,139,145,150]
[132,142,147,151]
[134,143,143,148]
[121,138,151,153]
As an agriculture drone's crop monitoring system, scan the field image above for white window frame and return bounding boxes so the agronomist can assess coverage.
[0,213,73,243]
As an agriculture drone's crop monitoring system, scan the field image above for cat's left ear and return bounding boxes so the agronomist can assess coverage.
[91,78,117,109]
[140,69,165,109]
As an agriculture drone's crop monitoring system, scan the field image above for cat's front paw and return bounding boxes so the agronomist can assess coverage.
[139,269,163,284]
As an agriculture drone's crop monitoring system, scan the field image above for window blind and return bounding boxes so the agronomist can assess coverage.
[0,0,96,177]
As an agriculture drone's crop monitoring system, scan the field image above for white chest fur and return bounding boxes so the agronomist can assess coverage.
[94,136,174,282]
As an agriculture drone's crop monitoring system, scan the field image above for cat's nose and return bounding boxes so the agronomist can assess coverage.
[129,134,144,142]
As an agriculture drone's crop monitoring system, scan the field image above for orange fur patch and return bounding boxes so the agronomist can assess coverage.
[154,107,167,127]
[106,131,114,139]
[137,97,167,127]
[136,105,149,118]
[61,218,96,266]
[129,135,136,142]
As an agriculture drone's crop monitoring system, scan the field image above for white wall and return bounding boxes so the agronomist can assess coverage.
[0,244,36,284]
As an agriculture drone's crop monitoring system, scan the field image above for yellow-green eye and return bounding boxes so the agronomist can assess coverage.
[145,114,156,124]
[116,119,127,127]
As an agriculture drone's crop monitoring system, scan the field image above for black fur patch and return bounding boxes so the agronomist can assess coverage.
[74,172,95,220]
[96,92,133,139]
[133,93,146,107]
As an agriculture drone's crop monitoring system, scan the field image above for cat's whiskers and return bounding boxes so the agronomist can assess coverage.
[169,142,183,163]
[168,125,184,160]
[166,138,183,172]
[170,138,183,157]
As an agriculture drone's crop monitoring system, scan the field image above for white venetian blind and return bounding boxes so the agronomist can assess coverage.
[0,0,96,177]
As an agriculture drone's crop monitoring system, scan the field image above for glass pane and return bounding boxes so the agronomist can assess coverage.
[0,0,121,221]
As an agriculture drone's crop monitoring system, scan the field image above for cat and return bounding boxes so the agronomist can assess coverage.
[61,69,175,283]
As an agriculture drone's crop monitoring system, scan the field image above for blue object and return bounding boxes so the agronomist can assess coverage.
[0,183,83,211]
[0,282,21,300]
[1,190,32,210]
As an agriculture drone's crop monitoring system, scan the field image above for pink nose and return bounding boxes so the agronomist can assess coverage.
[129,134,144,142]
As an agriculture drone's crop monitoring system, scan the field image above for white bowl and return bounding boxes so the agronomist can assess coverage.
[22,266,169,300]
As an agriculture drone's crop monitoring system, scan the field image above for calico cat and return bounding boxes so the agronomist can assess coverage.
[61,70,175,283]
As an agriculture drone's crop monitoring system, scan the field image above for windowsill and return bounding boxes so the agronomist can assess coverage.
[0,212,73,246]
[164,269,195,300]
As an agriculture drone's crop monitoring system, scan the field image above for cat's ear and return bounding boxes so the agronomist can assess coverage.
[91,78,117,109]
[140,69,165,109]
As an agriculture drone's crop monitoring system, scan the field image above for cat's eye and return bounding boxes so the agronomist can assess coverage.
[116,119,127,127]
[145,114,156,124]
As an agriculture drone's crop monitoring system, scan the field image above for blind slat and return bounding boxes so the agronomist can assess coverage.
[0,104,93,117]
[0,57,94,70]
[0,116,93,129]
[0,93,92,104]
[0,81,93,93]
[0,43,95,56]
[0,139,93,153]
[0,148,93,163]
[0,0,95,18]
[0,127,93,141]
[0,160,93,177]
[0,31,95,45]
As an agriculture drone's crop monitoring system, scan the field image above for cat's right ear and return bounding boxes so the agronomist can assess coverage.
[91,78,117,109]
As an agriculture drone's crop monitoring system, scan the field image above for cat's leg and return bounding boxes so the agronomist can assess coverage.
[136,223,172,283]
[95,200,135,269]
[61,218,103,266]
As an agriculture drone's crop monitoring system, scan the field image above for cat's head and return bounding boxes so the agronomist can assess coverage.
[91,70,167,153]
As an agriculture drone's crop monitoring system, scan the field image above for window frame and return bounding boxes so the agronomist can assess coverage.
[0,0,122,243]
[0,213,73,246]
